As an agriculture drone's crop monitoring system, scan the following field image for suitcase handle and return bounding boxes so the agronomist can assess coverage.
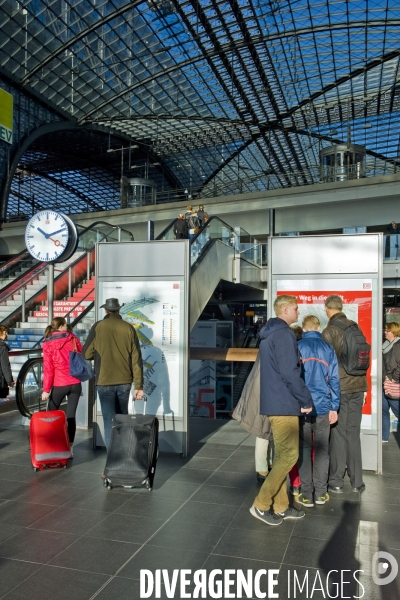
[134,393,147,415]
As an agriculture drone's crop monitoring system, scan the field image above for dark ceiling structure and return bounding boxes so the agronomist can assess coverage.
[0,0,399,218]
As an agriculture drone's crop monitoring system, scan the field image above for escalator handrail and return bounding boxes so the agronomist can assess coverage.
[76,220,134,241]
[0,220,132,306]
[155,218,178,240]
[0,248,30,274]
[0,247,95,327]
[16,356,43,418]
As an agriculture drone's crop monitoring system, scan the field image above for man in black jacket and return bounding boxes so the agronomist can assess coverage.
[322,294,367,493]
[250,295,313,527]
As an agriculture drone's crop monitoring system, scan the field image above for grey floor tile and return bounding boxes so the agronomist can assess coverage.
[284,535,360,571]
[181,457,225,471]
[213,527,289,562]
[291,513,347,542]
[15,483,89,506]
[0,452,33,468]
[194,446,237,459]
[168,468,213,484]
[0,524,24,544]
[27,506,109,535]
[172,500,240,527]
[149,519,226,553]
[93,576,173,600]
[205,470,255,488]
[152,480,201,499]
[1,565,109,600]
[45,470,106,489]
[219,459,254,473]
[49,535,140,575]
[63,486,135,513]
[84,513,165,544]
[0,528,78,563]
[115,494,184,520]
[0,465,64,484]
[0,480,32,501]
[119,544,209,579]
[0,500,57,528]
[190,483,249,506]
[0,558,43,599]
[0,464,27,479]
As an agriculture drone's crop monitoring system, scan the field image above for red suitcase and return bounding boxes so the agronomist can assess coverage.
[30,410,71,471]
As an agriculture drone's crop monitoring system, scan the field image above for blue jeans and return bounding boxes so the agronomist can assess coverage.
[97,384,131,449]
[382,391,400,441]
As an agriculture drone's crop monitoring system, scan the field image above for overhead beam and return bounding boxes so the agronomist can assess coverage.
[21,0,144,84]
[79,22,400,122]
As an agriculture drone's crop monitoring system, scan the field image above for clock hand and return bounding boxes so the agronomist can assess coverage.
[48,227,67,237]
[49,238,65,248]
[37,227,50,239]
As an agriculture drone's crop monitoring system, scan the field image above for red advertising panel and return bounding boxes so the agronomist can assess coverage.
[277,280,372,415]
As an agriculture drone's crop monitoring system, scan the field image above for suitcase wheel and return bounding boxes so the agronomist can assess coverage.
[33,467,39,473]
[63,465,67,469]
[107,485,112,491]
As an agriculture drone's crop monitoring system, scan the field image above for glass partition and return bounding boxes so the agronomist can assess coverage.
[158,216,262,267]
[383,234,400,261]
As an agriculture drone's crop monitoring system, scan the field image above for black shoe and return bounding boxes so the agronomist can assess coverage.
[249,506,283,526]
[276,506,306,520]
[257,472,268,482]
[351,483,365,493]
[328,486,343,494]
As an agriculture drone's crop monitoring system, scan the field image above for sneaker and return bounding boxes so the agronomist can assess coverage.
[290,486,300,496]
[315,493,329,505]
[257,472,269,482]
[296,493,314,508]
[277,506,306,520]
[249,506,283,526]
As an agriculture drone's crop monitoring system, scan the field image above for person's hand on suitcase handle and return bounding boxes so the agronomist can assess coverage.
[41,391,50,401]
[134,389,145,400]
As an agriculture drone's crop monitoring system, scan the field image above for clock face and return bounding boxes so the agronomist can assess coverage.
[25,210,70,262]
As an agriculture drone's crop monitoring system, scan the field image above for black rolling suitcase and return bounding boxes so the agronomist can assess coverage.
[103,399,159,491]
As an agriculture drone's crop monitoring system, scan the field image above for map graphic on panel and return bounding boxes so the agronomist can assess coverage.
[100,282,183,417]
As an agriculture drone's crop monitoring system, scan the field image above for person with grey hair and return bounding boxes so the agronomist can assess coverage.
[83,298,144,455]
[322,294,368,493]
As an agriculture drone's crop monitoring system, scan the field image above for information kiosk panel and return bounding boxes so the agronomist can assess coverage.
[269,234,382,472]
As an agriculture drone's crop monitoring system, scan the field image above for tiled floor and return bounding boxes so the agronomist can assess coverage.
[0,413,399,599]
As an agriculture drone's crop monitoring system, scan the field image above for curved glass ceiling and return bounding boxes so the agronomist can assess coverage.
[1,0,400,214]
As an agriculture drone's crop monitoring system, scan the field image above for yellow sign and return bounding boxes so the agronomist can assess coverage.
[0,88,13,144]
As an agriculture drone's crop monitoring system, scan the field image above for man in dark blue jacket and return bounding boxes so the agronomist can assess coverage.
[296,315,340,508]
[250,295,313,527]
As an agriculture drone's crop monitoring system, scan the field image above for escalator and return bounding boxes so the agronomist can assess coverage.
[157,215,265,329]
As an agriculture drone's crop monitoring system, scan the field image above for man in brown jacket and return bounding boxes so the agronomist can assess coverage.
[83,298,144,450]
[322,294,367,493]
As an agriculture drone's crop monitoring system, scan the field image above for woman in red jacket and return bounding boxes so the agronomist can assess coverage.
[41,317,82,454]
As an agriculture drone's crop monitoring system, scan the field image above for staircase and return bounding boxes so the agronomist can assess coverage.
[0,254,82,326]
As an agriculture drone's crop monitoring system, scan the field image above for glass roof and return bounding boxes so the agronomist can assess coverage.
[1,0,400,216]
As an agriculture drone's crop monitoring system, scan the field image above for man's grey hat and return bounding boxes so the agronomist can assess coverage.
[100,298,121,311]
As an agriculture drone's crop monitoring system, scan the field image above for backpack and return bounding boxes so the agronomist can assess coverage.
[332,320,370,376]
